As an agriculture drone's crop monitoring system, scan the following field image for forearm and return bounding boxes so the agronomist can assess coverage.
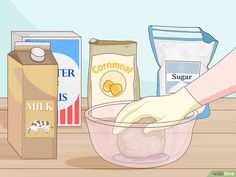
[187,48,236,105]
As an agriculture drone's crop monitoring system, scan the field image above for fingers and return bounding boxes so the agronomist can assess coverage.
[113,108,145,134]
[144,119,183,134]
[115,98,147,123]
[144,122,168,133]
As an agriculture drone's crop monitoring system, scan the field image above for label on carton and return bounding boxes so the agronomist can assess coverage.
[165,60,201,93]
[91,54,135,106]
[25,100,55,138]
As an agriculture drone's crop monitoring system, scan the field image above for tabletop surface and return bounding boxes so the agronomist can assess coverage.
[0,98,236,177]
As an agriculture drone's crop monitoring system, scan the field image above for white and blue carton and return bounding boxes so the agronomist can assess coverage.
[12,31,82,126]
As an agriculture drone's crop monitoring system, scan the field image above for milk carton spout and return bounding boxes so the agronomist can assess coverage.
[31,47,45,62]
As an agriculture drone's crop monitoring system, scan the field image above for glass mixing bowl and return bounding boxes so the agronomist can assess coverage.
[85,101,197,168]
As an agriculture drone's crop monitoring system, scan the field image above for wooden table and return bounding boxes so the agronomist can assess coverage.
[0,98,236,177]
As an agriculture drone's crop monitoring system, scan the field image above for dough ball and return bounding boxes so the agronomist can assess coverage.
[116,118,165,158]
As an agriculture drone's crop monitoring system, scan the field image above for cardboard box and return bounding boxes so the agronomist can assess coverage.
[8,42,58,159]
[12,31,82,126]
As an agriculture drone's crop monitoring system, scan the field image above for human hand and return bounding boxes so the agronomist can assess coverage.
[113,87,201,134]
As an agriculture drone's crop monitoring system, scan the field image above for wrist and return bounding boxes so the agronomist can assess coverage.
[173,87,202,115]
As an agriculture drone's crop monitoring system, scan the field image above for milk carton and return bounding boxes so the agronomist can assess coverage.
[8,42,58,159]
[12,31,81,126]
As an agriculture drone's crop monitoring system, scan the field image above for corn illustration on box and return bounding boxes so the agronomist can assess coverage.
[8,42,58,159]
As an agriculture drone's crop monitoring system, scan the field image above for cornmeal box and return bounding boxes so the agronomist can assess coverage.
[88,39,140,108]
[8,42,58,159]
[12,31,81,126]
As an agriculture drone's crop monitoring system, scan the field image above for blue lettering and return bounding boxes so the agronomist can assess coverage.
[58,69,75,77]
[58,93,68,101]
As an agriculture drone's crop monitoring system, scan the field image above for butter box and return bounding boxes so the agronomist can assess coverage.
[12,31,82,126]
